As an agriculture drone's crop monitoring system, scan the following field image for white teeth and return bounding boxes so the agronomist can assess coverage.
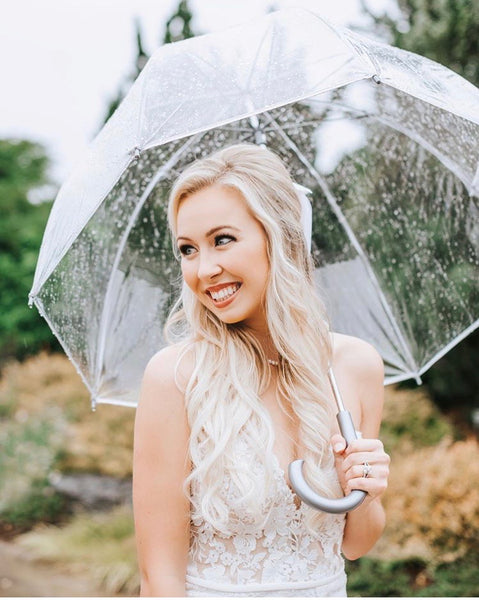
[210,284,239,302]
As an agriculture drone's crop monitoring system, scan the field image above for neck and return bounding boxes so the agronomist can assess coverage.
[246,328,278,364]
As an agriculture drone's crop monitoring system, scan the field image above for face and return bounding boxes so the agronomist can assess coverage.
[176,184,270,332]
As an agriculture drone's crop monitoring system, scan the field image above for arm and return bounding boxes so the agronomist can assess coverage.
[133,346,192,596]
[330,335,390,560]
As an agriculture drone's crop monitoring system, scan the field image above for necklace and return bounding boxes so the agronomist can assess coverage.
[267,358,279,366]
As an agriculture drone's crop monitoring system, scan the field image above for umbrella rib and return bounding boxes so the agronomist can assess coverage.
[267,115,421,379]
[30,295,96,404]
[372,111,476,196]
[418,318,479,377]
[244,20,275,97]
[93,133,202,400]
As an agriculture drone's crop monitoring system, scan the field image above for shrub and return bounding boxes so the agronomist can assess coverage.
[380,386,454,454]
[378,438,479,563]
[0,406,68,529]
[347,554,479,597]
[0,352,135,478]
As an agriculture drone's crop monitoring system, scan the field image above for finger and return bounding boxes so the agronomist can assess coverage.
[344,438,384,455]
[344,462,388,480]
[330,434,347,455]
[345,475,388,497]
[342,449,390,472]
[345,463,375,480]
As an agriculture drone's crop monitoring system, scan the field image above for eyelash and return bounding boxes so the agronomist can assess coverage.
[215,234,235,246]
[178,234,236,256]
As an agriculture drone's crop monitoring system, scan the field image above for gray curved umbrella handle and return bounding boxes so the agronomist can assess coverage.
[288,370,367,513]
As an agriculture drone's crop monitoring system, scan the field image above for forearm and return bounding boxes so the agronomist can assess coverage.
[341,497,385,560]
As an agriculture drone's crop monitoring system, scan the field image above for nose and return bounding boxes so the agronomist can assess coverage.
[197,249,222,281]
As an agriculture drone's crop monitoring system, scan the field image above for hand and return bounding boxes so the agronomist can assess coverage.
[331,434,390,505]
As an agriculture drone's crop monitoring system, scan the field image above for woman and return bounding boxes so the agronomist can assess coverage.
[133,144,390,597]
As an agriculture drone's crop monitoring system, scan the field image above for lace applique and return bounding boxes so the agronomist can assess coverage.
[187,441,345,589]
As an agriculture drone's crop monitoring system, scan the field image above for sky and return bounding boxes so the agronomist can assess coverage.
[0,0,397,185]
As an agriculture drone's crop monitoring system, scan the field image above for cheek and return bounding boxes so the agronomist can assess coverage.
[242,241,269,288]
[180,261,197,290]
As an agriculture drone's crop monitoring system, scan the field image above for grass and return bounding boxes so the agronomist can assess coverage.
[17,505,139,596]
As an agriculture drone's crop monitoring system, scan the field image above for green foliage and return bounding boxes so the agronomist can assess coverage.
[18,506,139,595]
[0,479,67,530]
[103,19,149,123]
[380,388,454,454]
[0,405,69,529]
[422,329,479,414]
[346,554,479,597]
[346,556,427,596]
[362,0,479,417]
[163,0,196,44]
[416,555,479,596]
[367,0,479,86]
[0,139,59,364]
[103,1,198,124]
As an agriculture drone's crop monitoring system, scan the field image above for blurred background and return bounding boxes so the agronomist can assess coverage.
[0,0,478,596]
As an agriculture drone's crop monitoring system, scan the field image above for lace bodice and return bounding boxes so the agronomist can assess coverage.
[186,441,346,596]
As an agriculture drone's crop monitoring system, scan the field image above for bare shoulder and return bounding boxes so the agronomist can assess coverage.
[330,333,384,435]
[331,333,384,384]
[139,342,195,410]
[134,342,193,487]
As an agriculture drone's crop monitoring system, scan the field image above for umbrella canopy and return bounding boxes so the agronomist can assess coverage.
[29,8,479,408]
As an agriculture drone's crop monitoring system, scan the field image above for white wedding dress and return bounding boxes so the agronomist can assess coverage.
[185,439,347,597]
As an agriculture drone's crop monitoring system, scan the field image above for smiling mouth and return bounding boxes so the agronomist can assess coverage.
[207,283,241,304]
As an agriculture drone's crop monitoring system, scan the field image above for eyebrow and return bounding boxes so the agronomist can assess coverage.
[176,225,240,242]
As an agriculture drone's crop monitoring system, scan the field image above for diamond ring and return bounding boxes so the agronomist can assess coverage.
[362,461,372,478]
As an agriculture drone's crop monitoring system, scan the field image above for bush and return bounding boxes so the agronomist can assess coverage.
[347,554,479,597]
[380,385,454,454]
[0,352,135,478]
[346,556,429,597]
[0,139,59,364]
[378,438,479,563]
[0,479,68,531]
[0,406,68,529]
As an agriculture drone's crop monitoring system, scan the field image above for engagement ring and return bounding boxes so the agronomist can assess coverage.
[362,461,372,478]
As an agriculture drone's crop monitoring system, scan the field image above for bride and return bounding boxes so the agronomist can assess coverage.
[133,143,390,597]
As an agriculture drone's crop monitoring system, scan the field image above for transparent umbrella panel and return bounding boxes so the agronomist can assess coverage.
[34,77,479,406]
[30,9,479,407]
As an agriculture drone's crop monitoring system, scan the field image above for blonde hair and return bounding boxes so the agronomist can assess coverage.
[166,143,341,533]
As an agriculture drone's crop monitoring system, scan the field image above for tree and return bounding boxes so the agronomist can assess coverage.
[362,0,479,86]
[0,140,59,364]
[103,18,149,123]
[163,0,195,44]
[362,0,479,421]
[103,1,197,124]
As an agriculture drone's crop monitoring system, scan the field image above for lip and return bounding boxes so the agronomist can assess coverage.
[205,282,242,308]
[205,282,241,294]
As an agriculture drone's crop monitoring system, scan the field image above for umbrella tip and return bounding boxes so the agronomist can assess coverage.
[132,146,141,161]
[91,397,97,412]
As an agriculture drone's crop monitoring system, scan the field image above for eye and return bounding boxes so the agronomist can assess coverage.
[178,244,196,256]
[215,234,235,247]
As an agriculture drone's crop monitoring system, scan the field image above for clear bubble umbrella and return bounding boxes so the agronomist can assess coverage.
[30,9,479,414]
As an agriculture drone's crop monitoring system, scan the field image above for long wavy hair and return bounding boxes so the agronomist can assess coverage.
[165,143,341,533]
